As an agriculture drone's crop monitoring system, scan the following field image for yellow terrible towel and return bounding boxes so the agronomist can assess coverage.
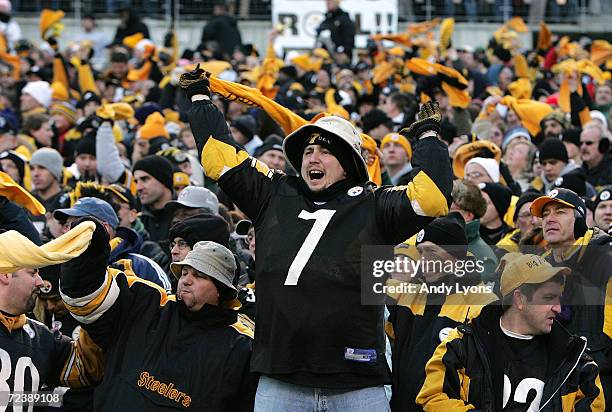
[0,171,45,216]
[0,221,95,273]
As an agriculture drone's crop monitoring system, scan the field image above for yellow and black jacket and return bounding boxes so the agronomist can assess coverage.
[187,97,453,388]
[416,303,605,411]
[387,276,497,411]
[60,219,257,411]
[544,228,612,408]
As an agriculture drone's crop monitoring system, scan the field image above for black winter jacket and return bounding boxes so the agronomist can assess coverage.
[416,303,605,411]
[60,219,257,411]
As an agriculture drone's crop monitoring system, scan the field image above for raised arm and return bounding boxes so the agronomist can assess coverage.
[376,102,453,244]
[181,68,274,221]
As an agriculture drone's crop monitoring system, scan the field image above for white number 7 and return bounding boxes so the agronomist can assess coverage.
[284,209,336,285]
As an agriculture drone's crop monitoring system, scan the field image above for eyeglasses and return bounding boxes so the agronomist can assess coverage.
[169,239,189,250]
[580,140,595,146]
[465,171,483,179]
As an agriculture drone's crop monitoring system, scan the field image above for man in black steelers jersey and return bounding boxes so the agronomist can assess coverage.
[181,67,453,411]
[0,226,104,411]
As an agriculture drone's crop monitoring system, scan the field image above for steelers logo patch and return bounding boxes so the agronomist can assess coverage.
[439,327,453,342]
[600,190,611,201]
[554,177,564,186]
[347,186,363,197]
[416,229,425,243]
[40,280,52,294]
[548,189,559,198]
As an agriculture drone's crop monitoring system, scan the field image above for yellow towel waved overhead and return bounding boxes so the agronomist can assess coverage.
[500,95,553,136]
[40,9,65,40]
[371,32,413,48]
[590,40,612,66]
[407,18,440,35]
[0,221,95,273]
[208,77,382,184]
[506,16,528,33]
[439,18,454,55]
[0,171,45,216]
[537,21,552,51]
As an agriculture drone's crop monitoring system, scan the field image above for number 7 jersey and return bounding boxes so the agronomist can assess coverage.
[188,98,453,388]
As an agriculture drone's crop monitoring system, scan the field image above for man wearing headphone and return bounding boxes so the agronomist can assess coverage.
[580,121,612,189]
[531,188,612,408]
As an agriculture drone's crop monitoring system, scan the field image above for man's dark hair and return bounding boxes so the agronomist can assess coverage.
[501,273,565,311]
[110,51,129,64]
[388,92,415,113]
[21,113,50,134]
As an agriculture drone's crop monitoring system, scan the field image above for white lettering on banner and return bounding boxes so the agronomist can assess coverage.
[272,0,398,50]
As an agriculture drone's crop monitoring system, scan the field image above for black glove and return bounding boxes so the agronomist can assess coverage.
[60,216,110,297]
[47,37,59,51]
[76,114,110,133]
[179,64,212,100]
[70,216,110,256]
[400,101,441,140]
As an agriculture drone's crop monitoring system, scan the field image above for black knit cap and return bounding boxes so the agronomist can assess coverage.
[231,115,257,142]
[39,264,61,296]
[0,151,25,182]
[513,191,540,222]
[538,138,568,163]
[75,136,96,156]
[479,182,513,218]
[560,128,581,148]
[415,212,468,259]
[77,91,101,109]
[168,213,230,248]
[132,155,174,191]
[552,169,587,197]
[254,140,283,158]
[593,186,612,210]
[361,109,392,134]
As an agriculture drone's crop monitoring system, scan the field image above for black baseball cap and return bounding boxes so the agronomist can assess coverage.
[0,114,16,135]
[77,91,102,109]
[531,188,587,218]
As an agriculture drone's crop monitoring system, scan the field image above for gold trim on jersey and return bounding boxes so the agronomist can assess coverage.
[231,313,255,338]
[62,271,119,324]
[200,136,250,181]
[60,328,104,388]
[405,170,449,217]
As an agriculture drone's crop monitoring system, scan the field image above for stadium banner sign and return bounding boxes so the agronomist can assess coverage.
[272,0,398,50]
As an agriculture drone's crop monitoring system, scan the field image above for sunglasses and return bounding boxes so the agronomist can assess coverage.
[580,141,595,146]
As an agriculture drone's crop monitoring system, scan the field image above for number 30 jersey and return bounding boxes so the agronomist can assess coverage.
[0,313,103,406]
[189,99,453,388]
